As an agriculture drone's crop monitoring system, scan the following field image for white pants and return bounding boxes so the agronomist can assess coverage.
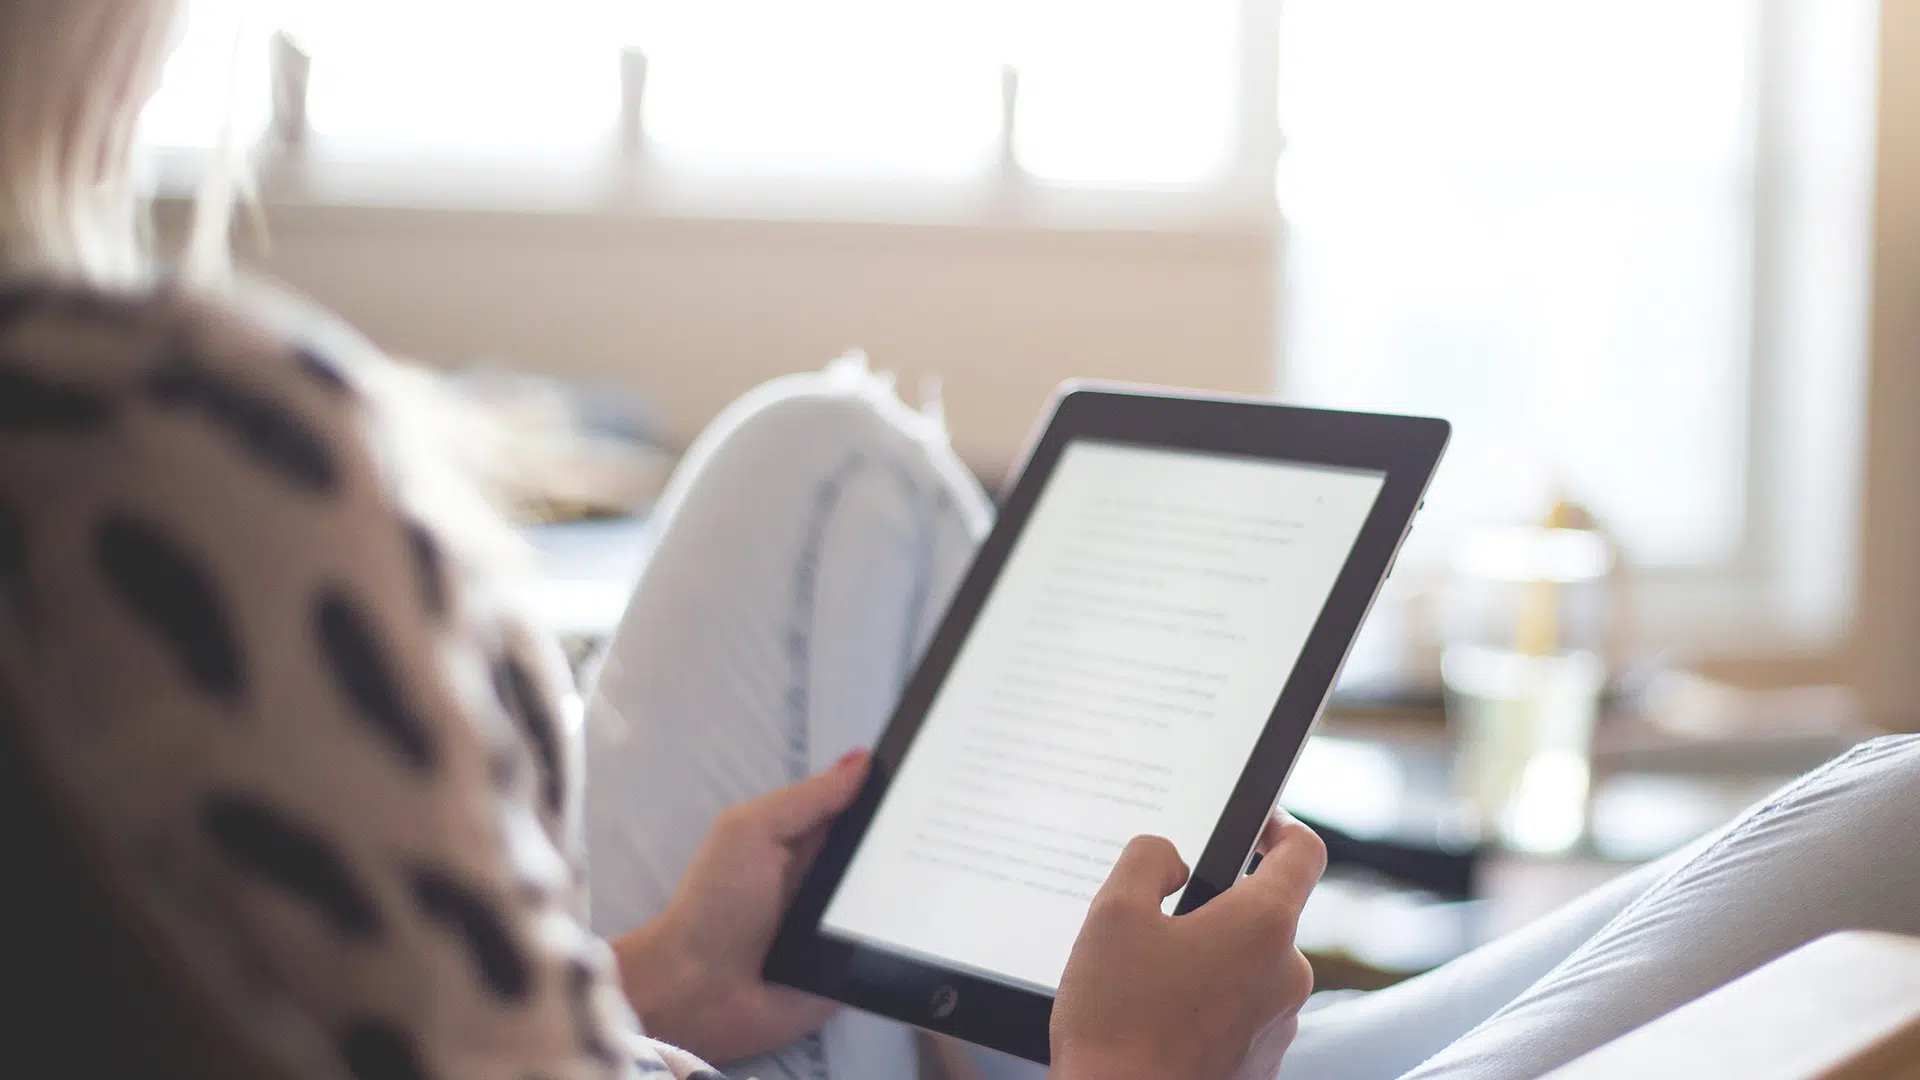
[582,366,1920,1080]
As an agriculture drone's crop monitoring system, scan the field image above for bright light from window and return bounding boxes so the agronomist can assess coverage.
[634,0,1003,176]
[1012,0,1240,187]
[139,0,1245,189]
[1278,0,1755,568]
[136,0,269,151]
[290,2,621,153]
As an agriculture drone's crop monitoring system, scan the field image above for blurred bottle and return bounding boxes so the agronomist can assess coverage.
[1442,500,1614,854]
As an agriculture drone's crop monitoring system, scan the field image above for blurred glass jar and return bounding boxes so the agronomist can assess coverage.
[1442,503,1614,854]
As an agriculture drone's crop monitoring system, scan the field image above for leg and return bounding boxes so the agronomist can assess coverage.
[1276,848,1676,1080]
[582,360,991,1080]
[1399,734,1920,1079]
[1281,735,1920,1080]
[963,739,1902,1080]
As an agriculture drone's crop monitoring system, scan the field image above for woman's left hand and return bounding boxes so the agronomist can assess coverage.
[614,750,871,1063]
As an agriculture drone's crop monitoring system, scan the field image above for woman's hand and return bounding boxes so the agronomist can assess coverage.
[1051,814,1327,1080]
[613,750,871,1063]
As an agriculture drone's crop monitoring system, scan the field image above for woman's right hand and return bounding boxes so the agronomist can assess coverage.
[1050,814,1327,1080]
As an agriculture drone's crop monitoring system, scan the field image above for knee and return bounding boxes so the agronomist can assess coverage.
[1746,734,1920,882]
[686,357,986,521]
[1821,734,1920,818]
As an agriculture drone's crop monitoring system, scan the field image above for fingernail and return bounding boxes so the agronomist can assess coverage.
[835,748,869,770]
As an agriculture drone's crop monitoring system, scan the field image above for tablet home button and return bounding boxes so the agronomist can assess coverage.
[931,986,960,1019]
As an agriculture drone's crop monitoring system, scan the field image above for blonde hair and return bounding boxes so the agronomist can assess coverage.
[0,0,532,559]
[0,0,195,285]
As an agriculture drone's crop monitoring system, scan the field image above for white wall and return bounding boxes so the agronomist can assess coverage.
[229,203,1275,478]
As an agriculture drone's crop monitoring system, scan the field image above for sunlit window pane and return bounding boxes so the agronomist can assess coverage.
[634,0,1003,176]
[290,1,620,153]
[140,0,1247,190]
[1012,0,1239,187]
[137,0,270,151]
[1278,0,1755,567]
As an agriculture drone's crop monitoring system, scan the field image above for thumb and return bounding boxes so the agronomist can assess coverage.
[1095,835,1190,910]
[754,749,871,842]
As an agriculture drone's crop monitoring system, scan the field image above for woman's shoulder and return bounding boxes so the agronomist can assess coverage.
[0,276,360,417]
[0,276,654,1078]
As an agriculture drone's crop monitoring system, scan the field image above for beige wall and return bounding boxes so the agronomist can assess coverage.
[1853,0,1920,731]
[229,203,1275,479]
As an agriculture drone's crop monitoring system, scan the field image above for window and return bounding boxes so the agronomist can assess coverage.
[291,3,621,154]
[139,0,1875,649]
[1280,0,1880,652]
[632,1,1004,176]
[141,0,1247,190]
[1277,0,1758,571]
[138,0,270,151]
[1007,0,1241,186]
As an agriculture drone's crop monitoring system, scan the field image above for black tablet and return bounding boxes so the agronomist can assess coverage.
[765,385,1448,1063]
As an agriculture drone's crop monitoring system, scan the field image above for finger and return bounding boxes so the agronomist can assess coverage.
[781,823,834,899]
[1096,835,1190,908]
[1244,817,1327,910]
[751,749,871,842]
[1253,810,1291,857]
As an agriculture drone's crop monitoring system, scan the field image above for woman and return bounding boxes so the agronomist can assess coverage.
[0,5,1320,1080]
[0,4,1914,1080]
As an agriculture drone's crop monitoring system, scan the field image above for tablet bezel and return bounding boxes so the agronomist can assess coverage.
[764,385,1449,1063]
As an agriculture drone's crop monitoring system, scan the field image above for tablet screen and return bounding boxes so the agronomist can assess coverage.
[819,439,1386,993]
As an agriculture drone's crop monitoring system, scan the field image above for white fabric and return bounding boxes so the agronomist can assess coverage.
[584,362,992,1080]
[582,365,1920,1080]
